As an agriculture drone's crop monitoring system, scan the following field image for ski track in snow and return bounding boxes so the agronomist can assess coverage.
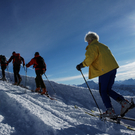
[0,77,135,135]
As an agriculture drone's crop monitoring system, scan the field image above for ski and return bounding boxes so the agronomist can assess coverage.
[42,93,56,100]
[13,83,56,100]
[100,114,135,123]
[31,90,56,100]
[0,78,7,81]
[74,105,99,118]
[75,105,135,122]
[74,105,135,131]
[103,117,135,131]
[12,83,30,90]
[18,84,29,89]
[40,91,56,100]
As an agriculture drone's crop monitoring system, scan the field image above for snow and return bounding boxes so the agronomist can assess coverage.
[0,73,135,135]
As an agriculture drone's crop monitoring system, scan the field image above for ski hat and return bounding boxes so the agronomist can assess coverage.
[12,51,16,55]
[84,31,99,42]
[35,52,39,56]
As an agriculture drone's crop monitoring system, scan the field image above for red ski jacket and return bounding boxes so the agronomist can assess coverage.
[26,55,46,71]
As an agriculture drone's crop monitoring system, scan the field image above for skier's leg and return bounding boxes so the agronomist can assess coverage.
[16,65,22,83]
[106,69,132,116]
[35,77,40,88]
[99,71,113,109]
[107,69,125,101]
[13,66,17,84]
[36,70,46,94]
[39,70,47,95]
[99,69,118,118]
[40,70,46,89]
[1,66,5,79]
[35,70,41,92]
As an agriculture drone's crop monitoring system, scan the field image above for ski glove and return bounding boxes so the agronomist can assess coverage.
[76,63,84,71]
[26,64,29,68]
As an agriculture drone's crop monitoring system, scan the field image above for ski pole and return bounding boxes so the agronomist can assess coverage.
[7,65,12,82]
[24,67,27,93]
[44,73,56,93]
[80,70,101,114]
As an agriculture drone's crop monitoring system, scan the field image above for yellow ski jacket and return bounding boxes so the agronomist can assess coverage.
[82,39,119,79]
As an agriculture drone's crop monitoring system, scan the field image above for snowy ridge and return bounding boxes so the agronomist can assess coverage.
[0,73,135,134]
[78,80,135,96]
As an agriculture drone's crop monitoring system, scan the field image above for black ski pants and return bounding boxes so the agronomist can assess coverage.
[35,70,46,89]
[1,65,6,78]
[13,64,21,83]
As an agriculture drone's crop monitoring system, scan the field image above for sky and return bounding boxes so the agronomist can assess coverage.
[0,0,135,85]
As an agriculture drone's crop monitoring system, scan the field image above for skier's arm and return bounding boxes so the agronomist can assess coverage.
[82,45,98,67]
[7,56,13,64]
[26,58,37,68]
[21,57,25,66]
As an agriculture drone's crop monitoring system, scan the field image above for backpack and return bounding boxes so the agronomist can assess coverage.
[0,55,6,64]
[14,53,21,64]
[36,56,46,69]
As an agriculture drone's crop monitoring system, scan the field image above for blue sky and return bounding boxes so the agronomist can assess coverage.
[0,0,135,85]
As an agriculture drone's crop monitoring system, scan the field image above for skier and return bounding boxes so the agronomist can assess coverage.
[0,55,7,81]
[76,31,133,118]
[26,52,47,95]
[7,51,25,85]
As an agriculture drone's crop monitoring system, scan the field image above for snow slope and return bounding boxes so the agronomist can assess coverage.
[0,74,135,135]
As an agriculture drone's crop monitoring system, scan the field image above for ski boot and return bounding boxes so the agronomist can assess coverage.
[13,82,18,85]
[120,98,135,117]
[41,88,48,95]
[2,77,7,81]
[17,78,22,85]
[100,108,117,119]
[35,87,40,92]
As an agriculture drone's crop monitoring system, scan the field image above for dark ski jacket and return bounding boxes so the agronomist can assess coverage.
[0,55,7,66]
[0,55,7,67]
[7,53,25,66]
